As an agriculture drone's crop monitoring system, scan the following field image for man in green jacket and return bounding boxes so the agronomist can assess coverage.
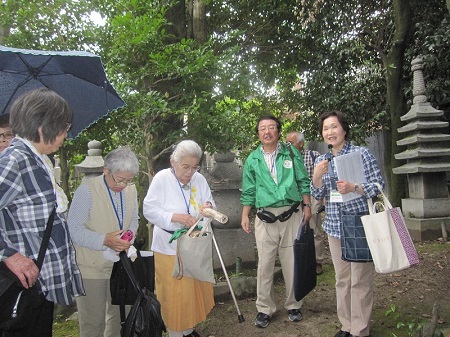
[241,115,312,328]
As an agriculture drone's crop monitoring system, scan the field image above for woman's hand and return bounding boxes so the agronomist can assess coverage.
[200,201,213,217]
[4,252,39,288]
[312,159,328,188]
[336,180,352,194]
[104,230,133,252]
[172,213,199,228]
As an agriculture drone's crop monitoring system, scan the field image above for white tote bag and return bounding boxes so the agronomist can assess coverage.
[361,185,419,273]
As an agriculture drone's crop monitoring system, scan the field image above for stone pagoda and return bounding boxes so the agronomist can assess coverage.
[74,140,104,180]
[393,57,450,240]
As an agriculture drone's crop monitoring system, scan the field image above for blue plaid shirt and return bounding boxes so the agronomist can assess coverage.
[0,138,84,305]
[310,142,385,238]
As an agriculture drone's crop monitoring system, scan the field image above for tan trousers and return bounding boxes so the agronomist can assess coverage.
[76,278,127,337]
[310,198,325,263]
[328,236,374,336]
[254,205,303,316]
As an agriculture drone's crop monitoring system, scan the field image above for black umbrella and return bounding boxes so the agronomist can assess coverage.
[0,45,125,139]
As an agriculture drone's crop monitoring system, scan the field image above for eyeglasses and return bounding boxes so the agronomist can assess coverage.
[111,174,134,186]
[0,131,14,139]
[66,123,72,132]
[258,125,277,132]
[177,162,201,173]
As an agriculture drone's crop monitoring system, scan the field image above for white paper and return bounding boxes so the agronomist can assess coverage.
[333,151,366,202]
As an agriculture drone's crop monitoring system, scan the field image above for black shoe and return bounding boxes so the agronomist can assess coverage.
[184,331,201,337]
[334,330,351,337]
[287,308,303,322]
[255,312,271,328]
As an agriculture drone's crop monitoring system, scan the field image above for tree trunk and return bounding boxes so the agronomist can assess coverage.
[382,0,411,205]
[193,0,207,43]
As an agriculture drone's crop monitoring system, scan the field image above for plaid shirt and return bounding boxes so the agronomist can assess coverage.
[0,138,84,305]
[302,149,320,180]
[310,142,385,238]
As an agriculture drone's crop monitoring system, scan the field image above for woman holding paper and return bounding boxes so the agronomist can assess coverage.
[310,110,384,337]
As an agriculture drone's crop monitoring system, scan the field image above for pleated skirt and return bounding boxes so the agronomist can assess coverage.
[154,252,215,331]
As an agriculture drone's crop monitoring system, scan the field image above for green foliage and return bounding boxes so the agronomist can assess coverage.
[385,304,425,337]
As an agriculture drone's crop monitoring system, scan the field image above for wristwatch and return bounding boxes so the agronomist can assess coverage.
[303,203,312,208]
[354,183,360,193]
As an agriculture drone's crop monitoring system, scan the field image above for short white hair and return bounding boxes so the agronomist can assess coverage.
[170,140,203,162]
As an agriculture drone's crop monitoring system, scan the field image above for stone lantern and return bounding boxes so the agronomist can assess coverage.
[74,140,104,181]
[393,57,450,240]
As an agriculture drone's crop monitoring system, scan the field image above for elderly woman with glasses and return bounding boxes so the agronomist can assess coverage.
[143,140,216,337]
[67,146,140,337]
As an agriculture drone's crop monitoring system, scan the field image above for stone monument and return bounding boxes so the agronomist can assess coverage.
[204,151,256,269]
[393,57,450,240]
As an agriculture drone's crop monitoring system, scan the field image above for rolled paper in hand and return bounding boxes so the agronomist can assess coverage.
[202,208,229,224]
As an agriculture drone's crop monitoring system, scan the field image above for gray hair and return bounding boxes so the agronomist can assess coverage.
[287,131,304,143]
[9,88,72,144]
[170,140,203,163]
[104,146,139,174]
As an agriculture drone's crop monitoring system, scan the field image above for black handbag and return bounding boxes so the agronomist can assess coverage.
[340,209,372,262]
[115,251,164,337]
[293,218,317,301]
[110,250,155,306]
[0,208,56,331]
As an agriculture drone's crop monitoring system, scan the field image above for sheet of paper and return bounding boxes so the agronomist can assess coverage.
[333,151,366,202]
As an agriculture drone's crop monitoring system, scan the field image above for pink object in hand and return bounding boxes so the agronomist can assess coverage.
[120,230,134,242]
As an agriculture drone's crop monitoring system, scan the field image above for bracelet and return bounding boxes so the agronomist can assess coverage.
[303,203,312,208]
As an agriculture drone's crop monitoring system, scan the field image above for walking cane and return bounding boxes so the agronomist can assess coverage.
[203,209,246,323]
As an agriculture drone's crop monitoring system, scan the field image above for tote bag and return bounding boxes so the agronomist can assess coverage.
[361,185,419,273]
[173,219,215,283]
[293,218,317,301]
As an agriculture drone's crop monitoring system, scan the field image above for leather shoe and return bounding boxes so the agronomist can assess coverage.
[184,331,201,337]
[334,330,350,337]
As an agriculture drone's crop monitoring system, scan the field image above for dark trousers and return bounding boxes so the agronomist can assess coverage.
[1,294,54,337]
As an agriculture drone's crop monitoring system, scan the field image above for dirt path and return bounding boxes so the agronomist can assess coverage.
[195,241,450,337]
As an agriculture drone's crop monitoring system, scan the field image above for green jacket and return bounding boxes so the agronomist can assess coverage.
[240,143,311,209]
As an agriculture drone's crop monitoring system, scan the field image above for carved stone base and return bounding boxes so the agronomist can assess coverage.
[405,217,450,241]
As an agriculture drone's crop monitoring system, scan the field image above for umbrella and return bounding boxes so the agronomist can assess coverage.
[0,45,125,139]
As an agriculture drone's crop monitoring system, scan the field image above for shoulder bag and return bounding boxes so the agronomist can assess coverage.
[0,208,56,331]
[340,208,372,262]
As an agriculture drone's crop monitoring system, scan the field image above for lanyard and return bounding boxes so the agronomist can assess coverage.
[103,175,124,230]
[172,167,191,214]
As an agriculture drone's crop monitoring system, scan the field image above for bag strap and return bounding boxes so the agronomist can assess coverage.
[366,183,392,215]
[36,207,56,271]
[118,251,142,293]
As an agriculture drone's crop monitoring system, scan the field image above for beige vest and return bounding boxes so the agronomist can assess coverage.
[75,175,137,279]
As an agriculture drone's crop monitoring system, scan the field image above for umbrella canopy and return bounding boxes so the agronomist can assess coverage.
[0,45,125,139]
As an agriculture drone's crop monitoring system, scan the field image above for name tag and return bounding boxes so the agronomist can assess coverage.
[330,190,343,203]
